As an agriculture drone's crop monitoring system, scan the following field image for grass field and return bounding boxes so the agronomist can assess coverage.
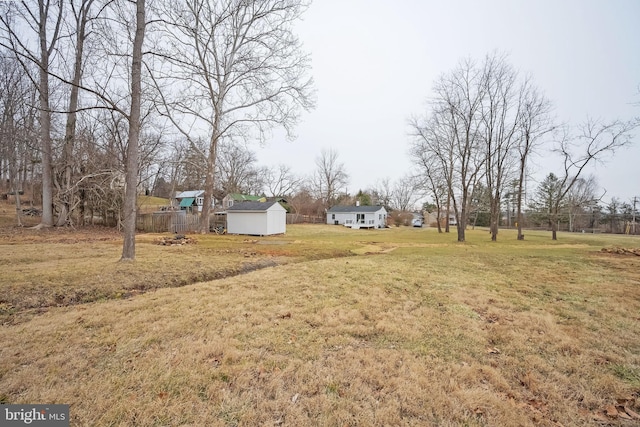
[1,219,639,426]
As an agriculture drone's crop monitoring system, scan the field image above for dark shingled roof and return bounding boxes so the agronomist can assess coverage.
[326,205,385,213]
[227,201,282,212]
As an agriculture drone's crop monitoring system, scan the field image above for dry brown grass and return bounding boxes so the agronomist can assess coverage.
[0,224,356,325]
[1,219,640,426]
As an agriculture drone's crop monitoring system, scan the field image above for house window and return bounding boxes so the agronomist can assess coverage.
[331,214,335,220]
[196,197,203,206]
[227,200,233,208]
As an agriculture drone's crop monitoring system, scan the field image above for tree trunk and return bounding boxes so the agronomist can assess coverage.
[199,108,222,234]
[445,194,451,233]
[454,195,466,242]
[550,214,558,241]
[56,1,90,226]
[120,0,146,261]
[10,163,22,227]
[490,197,499,241]
[434,201,442,233]
[516,160,525,240]
[38,1,54,227]
[456,219,465,242]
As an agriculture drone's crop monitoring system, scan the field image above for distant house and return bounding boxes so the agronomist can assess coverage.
[222,193,265,209]
[174,190,207,212]
[226,201,286,236]
[327,205,387,229]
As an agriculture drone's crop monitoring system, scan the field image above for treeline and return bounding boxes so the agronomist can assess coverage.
[0,0,315,259]
[1,2,637,255]
[408,53,638,241]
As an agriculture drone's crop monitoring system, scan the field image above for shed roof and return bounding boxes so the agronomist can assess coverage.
[327,205,385,213]
[227,201,284,212]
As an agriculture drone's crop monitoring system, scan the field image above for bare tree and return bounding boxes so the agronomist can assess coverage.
[0,53,39,225]
[311,148,349,208]
[391,175,416,212]
[545,119,638,240]
[479,54,521,242]
[514,79,554,239]
[263,164,302,197]
[216,141,262,195]
[566,175,599,232]
[416,59,486,242]
[154,0,314,233]
[409,136,447,232]
[55,0,96,226]
[120,0,146,260]
[1,0,64,227]
[369,177,393,210]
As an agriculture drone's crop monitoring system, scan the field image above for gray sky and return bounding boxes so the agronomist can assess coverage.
[256,0,640,205]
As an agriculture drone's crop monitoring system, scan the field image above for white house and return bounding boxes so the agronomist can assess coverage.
[174,190,212,212]
[226,201,286,236]
[327,205,387,229]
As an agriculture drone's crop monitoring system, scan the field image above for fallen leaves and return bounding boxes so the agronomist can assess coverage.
[486,347,501,355]
[593,399,640,421]
[156,235,197,246]
[600,247,640,256]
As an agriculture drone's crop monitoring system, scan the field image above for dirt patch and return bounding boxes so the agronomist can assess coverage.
[0,225,121,244]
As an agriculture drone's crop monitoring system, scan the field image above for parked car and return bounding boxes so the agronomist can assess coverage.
[412,218,423,227]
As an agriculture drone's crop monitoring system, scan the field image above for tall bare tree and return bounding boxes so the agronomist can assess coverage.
[409,135,447,232]
[514,79,554,239]
[0,0,64,227]
[311,148,349,208]
[0,53,38,225]
[155,0,314,233]
[120,0,146,260]
[479,54,521,242]
[422,59,486,242]
[55,0,96,226]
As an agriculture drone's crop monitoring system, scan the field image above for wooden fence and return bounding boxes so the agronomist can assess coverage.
[137,212,200,233]
[137,212,326,232]
[286,213,324,224]
[136,211,228,233]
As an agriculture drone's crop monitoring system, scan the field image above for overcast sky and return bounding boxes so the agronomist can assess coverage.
[255,0,640,205]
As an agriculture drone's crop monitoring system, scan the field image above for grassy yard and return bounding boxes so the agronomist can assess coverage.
[1,223,639,426]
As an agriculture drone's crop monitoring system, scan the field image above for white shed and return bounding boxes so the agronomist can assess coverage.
[326,205,387,229]
[226,201,287,236]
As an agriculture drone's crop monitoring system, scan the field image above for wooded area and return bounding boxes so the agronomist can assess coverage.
[0,1,637,259]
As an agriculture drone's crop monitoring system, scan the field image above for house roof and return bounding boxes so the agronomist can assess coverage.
[327,205,386,213]
[227,193,263,202]
[227,201,284,212]
[176,190,204,198]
